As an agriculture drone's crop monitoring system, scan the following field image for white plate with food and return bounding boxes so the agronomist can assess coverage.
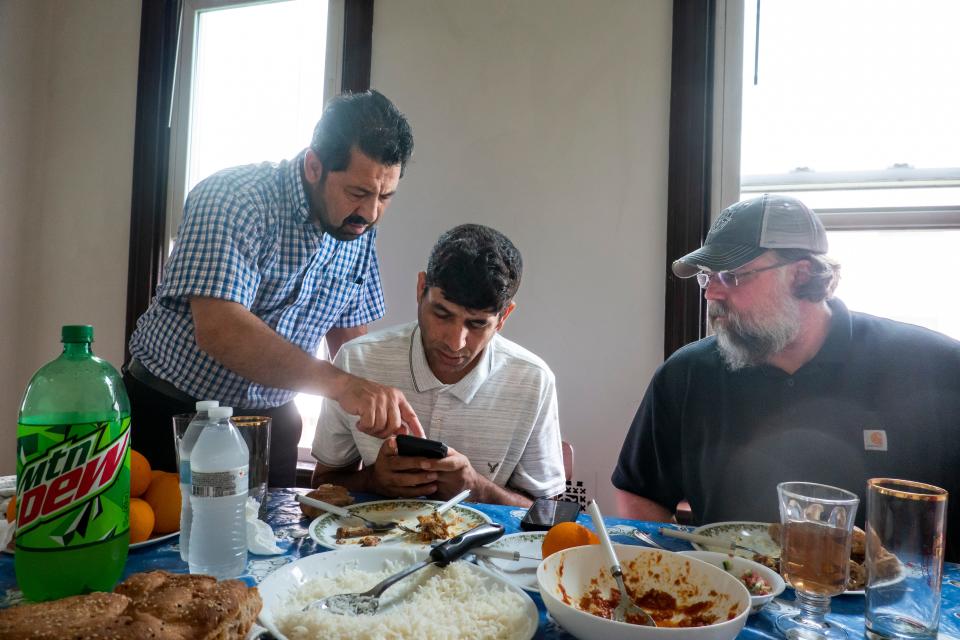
[4,530,179,554]
[257,545,538,640]
[129,530,180,551]
[308,499,492,551]
[691,521,781,559]
[693,521,902,595]
[475,531,545,593]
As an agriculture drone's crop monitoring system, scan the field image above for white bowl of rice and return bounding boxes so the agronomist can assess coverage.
[257,546,538,640]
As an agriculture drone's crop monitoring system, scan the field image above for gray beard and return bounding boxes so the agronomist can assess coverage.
[709,295,801,371]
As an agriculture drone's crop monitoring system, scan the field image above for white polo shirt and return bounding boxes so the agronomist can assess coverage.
[312,322,566,498]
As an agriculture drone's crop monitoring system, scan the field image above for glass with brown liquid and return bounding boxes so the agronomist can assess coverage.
[776,482,859,640]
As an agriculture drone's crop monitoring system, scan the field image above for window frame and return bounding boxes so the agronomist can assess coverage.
[727,0,960,225]
[165,0,346,246]
[125,0,374,481]
[666,0,960,356]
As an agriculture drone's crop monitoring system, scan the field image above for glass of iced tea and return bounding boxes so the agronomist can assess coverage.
[776,481,860,640]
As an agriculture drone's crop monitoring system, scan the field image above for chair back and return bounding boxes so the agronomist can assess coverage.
[561,440,574,481]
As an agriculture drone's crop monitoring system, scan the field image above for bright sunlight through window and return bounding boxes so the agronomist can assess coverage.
[738,1,960,341]
[186,0,330,452]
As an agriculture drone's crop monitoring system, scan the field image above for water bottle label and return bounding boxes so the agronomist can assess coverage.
[191,465,249,498]
[179,460,191,485]
[15,417,131,550]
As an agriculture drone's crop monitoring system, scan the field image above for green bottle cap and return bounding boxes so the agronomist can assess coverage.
[61,325,94,343]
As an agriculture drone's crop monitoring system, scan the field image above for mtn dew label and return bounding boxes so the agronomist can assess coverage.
[15,417,130,550]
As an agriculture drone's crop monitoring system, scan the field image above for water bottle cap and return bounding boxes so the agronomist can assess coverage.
[195,400,220,411]
[61,325,94,343]
[208,406,233,419]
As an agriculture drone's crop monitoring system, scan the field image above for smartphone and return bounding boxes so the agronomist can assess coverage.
[519,497,582,531]
[395,434,448,459]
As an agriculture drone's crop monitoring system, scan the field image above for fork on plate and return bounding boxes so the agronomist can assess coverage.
[295,494,400,532]
[631,529,666,549]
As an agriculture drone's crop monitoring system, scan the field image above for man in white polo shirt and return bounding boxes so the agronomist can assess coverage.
[311,224,565,506]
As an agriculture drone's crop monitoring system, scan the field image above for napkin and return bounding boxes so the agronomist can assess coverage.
[0,502,13,550]
[245,497,282,555]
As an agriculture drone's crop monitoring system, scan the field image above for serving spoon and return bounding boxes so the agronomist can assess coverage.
[304,523,505,615]
[586,500,657,627]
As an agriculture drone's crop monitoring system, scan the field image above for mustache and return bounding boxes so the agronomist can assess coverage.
[342,215,368,227]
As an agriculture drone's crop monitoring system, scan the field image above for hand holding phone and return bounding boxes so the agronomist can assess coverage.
[395,434,448,459]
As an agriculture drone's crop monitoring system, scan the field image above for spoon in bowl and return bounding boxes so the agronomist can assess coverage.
[586,500,656,627]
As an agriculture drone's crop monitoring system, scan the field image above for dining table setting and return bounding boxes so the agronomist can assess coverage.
[2,487,959,639]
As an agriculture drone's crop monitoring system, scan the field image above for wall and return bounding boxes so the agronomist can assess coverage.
[0,0,672,504]
[369,0,673,506]
[0,0,141,474]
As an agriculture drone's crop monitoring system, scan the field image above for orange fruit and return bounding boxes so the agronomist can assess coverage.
[151,469,166,484]
[129,498,155,544]
[542,521,600,559]
[130,449,152,498]
[5,497,15,523]
[143,472,181,534]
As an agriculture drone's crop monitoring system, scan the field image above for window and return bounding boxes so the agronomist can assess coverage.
[717,0,960,336]
[168,0,343,461]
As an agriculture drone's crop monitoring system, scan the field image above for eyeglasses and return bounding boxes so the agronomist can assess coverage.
[695,261,795,289]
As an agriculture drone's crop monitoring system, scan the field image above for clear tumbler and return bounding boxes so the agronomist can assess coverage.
[865,478,947,640]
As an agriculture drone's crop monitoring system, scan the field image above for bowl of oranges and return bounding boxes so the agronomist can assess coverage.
[4,449,181,551]
[128,449,181,548]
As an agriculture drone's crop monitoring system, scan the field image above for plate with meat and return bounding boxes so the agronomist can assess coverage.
[692,521,902,595]
[308,499,492,551]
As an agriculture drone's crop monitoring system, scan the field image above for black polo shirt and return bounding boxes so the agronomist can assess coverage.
[612,299,960,559]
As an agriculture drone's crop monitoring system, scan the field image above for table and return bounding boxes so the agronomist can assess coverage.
[3,489,960,639]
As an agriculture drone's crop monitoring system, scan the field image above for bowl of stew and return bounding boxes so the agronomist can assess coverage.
[537,544,750,640]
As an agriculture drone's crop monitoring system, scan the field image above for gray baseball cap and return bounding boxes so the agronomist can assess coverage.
[672,194,828,278]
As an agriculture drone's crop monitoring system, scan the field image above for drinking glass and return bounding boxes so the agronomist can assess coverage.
[865,478,947,640]
[776,481,860,640]
[173,414,272,518]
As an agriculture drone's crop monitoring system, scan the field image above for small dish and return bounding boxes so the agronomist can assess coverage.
[475,531,545,593]
[679,550,785,614]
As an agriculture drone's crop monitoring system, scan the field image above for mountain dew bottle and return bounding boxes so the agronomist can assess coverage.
[15,325,131,601]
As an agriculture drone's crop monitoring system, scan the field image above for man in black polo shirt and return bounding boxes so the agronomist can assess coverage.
[612,194,960,560]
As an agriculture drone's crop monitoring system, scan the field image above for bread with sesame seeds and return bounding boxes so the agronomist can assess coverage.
[114,570,261,640]
[0,591,171,639]
[0,571,261,640]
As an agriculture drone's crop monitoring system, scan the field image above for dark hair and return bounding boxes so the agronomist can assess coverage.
[425,224,523,314]
[310,90,414,177]
[774,249,841,302]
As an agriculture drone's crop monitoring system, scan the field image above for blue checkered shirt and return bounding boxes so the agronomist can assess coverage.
[129,150,385,408]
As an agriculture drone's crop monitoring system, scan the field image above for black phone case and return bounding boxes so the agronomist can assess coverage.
[519,498,582,531]
[395,434,448,459]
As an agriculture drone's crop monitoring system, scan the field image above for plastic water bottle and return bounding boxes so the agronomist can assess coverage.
[178,400,219,562]
[188,406,249,578]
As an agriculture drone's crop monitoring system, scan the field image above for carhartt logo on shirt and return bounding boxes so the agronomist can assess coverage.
[863,429,887,452]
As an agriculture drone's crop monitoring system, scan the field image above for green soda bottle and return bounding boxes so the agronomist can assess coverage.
[15,325,131,601]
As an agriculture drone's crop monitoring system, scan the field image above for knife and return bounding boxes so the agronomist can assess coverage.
[468,546,542,561]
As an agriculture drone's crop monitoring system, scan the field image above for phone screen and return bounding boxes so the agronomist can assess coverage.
[521,498,581,530]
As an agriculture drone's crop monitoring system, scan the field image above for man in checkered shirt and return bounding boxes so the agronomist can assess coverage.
[126,90,423,485]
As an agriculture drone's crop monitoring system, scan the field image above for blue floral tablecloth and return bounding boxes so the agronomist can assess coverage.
[3,489,960,639]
